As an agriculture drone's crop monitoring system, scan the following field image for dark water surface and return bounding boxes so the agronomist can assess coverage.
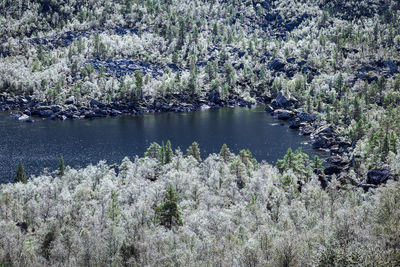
[0,106,327,183]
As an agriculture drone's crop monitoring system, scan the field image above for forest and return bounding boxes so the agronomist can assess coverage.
[1,143,400,265]
[1,0,400,265]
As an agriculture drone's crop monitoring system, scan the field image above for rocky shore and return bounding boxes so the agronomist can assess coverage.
[264,91,398,190]
[0,91,261,123]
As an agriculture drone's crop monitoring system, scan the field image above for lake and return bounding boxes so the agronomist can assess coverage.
[0,106,327,183]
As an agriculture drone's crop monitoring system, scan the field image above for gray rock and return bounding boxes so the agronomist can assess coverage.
[65,96,75,105]
[274,109,295,120]
[300,125,314,135]
[18,114,34,123]
[296,112,317,122]
[90,99,105,108]
[265,104,274,113]
[268,59,285,72]
[40,110,54,118]
[366,166,398,185]
[289,118,301,128]
[324,165,343,175]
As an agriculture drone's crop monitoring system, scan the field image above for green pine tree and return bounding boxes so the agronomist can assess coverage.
[353,95,362,121]
[165,140,174,164]
[230,157,246,189]
[219,143,231,162]
[14,161,27,184]
[186,141,201,162]
[145,142,162,159]
[381,133,390,162]
[155,185,183,229]
[159,141,166,164]
[59,155,65,177]
[312,155,324,173]
[135,70,143,100]
[239,149,257,169]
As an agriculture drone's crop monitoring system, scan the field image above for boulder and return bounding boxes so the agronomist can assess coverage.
[51,105,62,113]
[314,125,333,136]
[357,184,378,192]
[271,91,292,109]
[10,112,22,119]
[207,90,220,104]
[18,114,34,122]
[326,155,348,166]
[40,110,54,118]
[274,109,294,120]
[366,166,398,185]
[16,222,28,233]
[94,109,108,116]
[324,165,343,176]
[300,125,314,135]
[85,111,96,119]
[289,118,301,128]
[268,59,285,72]
[200,104,211,110]
[110,109,122,116]
[90,99,105,108]
[265,104,274,113]
[312,136,333,149]
[65,96,75,105]
[5,97,15,104]
[296,112,317,122]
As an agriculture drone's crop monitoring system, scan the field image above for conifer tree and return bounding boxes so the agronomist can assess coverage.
[165,140,174,164]
[135,70,143,100]
[59,155,65,177]
[186,141,201,162]
[312,155,324,173]
[155,184,183,229]
[353,95,362,121]
[145,142,162,159]
[159,141,166,164]
[381,133,390,162]
[230,157,246,189]
[239,149,257,169]
[14,161,27,184]
[219,143,231,162]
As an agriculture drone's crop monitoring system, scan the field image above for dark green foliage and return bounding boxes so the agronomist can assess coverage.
[219,143,231,162]
[381,132,390,162]
[40,229,56,260]
[165,140,174,164]
[120,242,139,266]
[276,148,312,180]
[159,141,165,164]
[134,70,143,100]
[230,157,246,189]
[155,184,183,229]
[14,161,27,184]
[352,95,362,121]
[59,155,65,177]
[145,142,162,159]
[145,141,174,165]
[186,141,201,162]
[239,149,257,169]
[312,155,324,173]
